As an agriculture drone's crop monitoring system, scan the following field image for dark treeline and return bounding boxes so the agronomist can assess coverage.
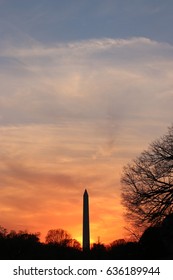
[1,214,173,260]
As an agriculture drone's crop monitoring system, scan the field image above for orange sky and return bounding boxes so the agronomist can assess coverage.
[0,123,126,244]
[0,122,167,245]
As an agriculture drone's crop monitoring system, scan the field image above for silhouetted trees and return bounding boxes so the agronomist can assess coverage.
[139,213,173,259]
[0,228,41,259]
[90,241,107,259]
[0,226,82,260]
[108,239,139,259]
[45,228,80,249]
[1,221,173,259]
[0,226,7,238]
[45,229,71,246]
[121,125,173,228]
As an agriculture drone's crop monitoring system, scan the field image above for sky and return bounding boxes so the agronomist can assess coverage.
[0,0,173,245]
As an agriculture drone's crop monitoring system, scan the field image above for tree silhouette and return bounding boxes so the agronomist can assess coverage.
[45,228,80,248]
[0,226,7,238]
[139,226,164,259]
[45,228,71,245]
[108,239,139,260]
[90,241,107,259]
[139,214,173,259]
[121,125,173,228]
[0,228,41,259]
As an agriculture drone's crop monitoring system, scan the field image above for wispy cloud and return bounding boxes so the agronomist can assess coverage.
[0,37,173,125]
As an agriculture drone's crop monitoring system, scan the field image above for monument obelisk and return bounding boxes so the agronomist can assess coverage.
[83,189,90,251]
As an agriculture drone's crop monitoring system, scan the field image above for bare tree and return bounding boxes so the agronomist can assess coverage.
[45,228,72,246]
[121,125,173,228]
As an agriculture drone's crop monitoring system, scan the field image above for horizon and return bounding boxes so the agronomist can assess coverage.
[0,188,125,245]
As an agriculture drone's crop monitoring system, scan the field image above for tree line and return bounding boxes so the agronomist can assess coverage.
[1,215,173,260]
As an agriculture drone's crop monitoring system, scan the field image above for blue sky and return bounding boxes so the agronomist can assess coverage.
[0,0,173,43]
[0,0,173,243]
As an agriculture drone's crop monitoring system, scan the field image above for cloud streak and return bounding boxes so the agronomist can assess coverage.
[0,37,173,125]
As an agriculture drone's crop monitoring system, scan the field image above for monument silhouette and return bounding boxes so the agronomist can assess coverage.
[83,189,90,251]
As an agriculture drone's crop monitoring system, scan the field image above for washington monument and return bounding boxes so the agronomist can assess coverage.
[83,189,90,251]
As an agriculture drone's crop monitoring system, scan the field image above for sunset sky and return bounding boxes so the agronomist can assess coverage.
[0,0,173,245]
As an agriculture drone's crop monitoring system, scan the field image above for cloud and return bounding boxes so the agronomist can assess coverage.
[0,37,173,126]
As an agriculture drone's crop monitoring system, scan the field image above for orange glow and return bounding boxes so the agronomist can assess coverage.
[0,122,166,245]
[0,124,130,245]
